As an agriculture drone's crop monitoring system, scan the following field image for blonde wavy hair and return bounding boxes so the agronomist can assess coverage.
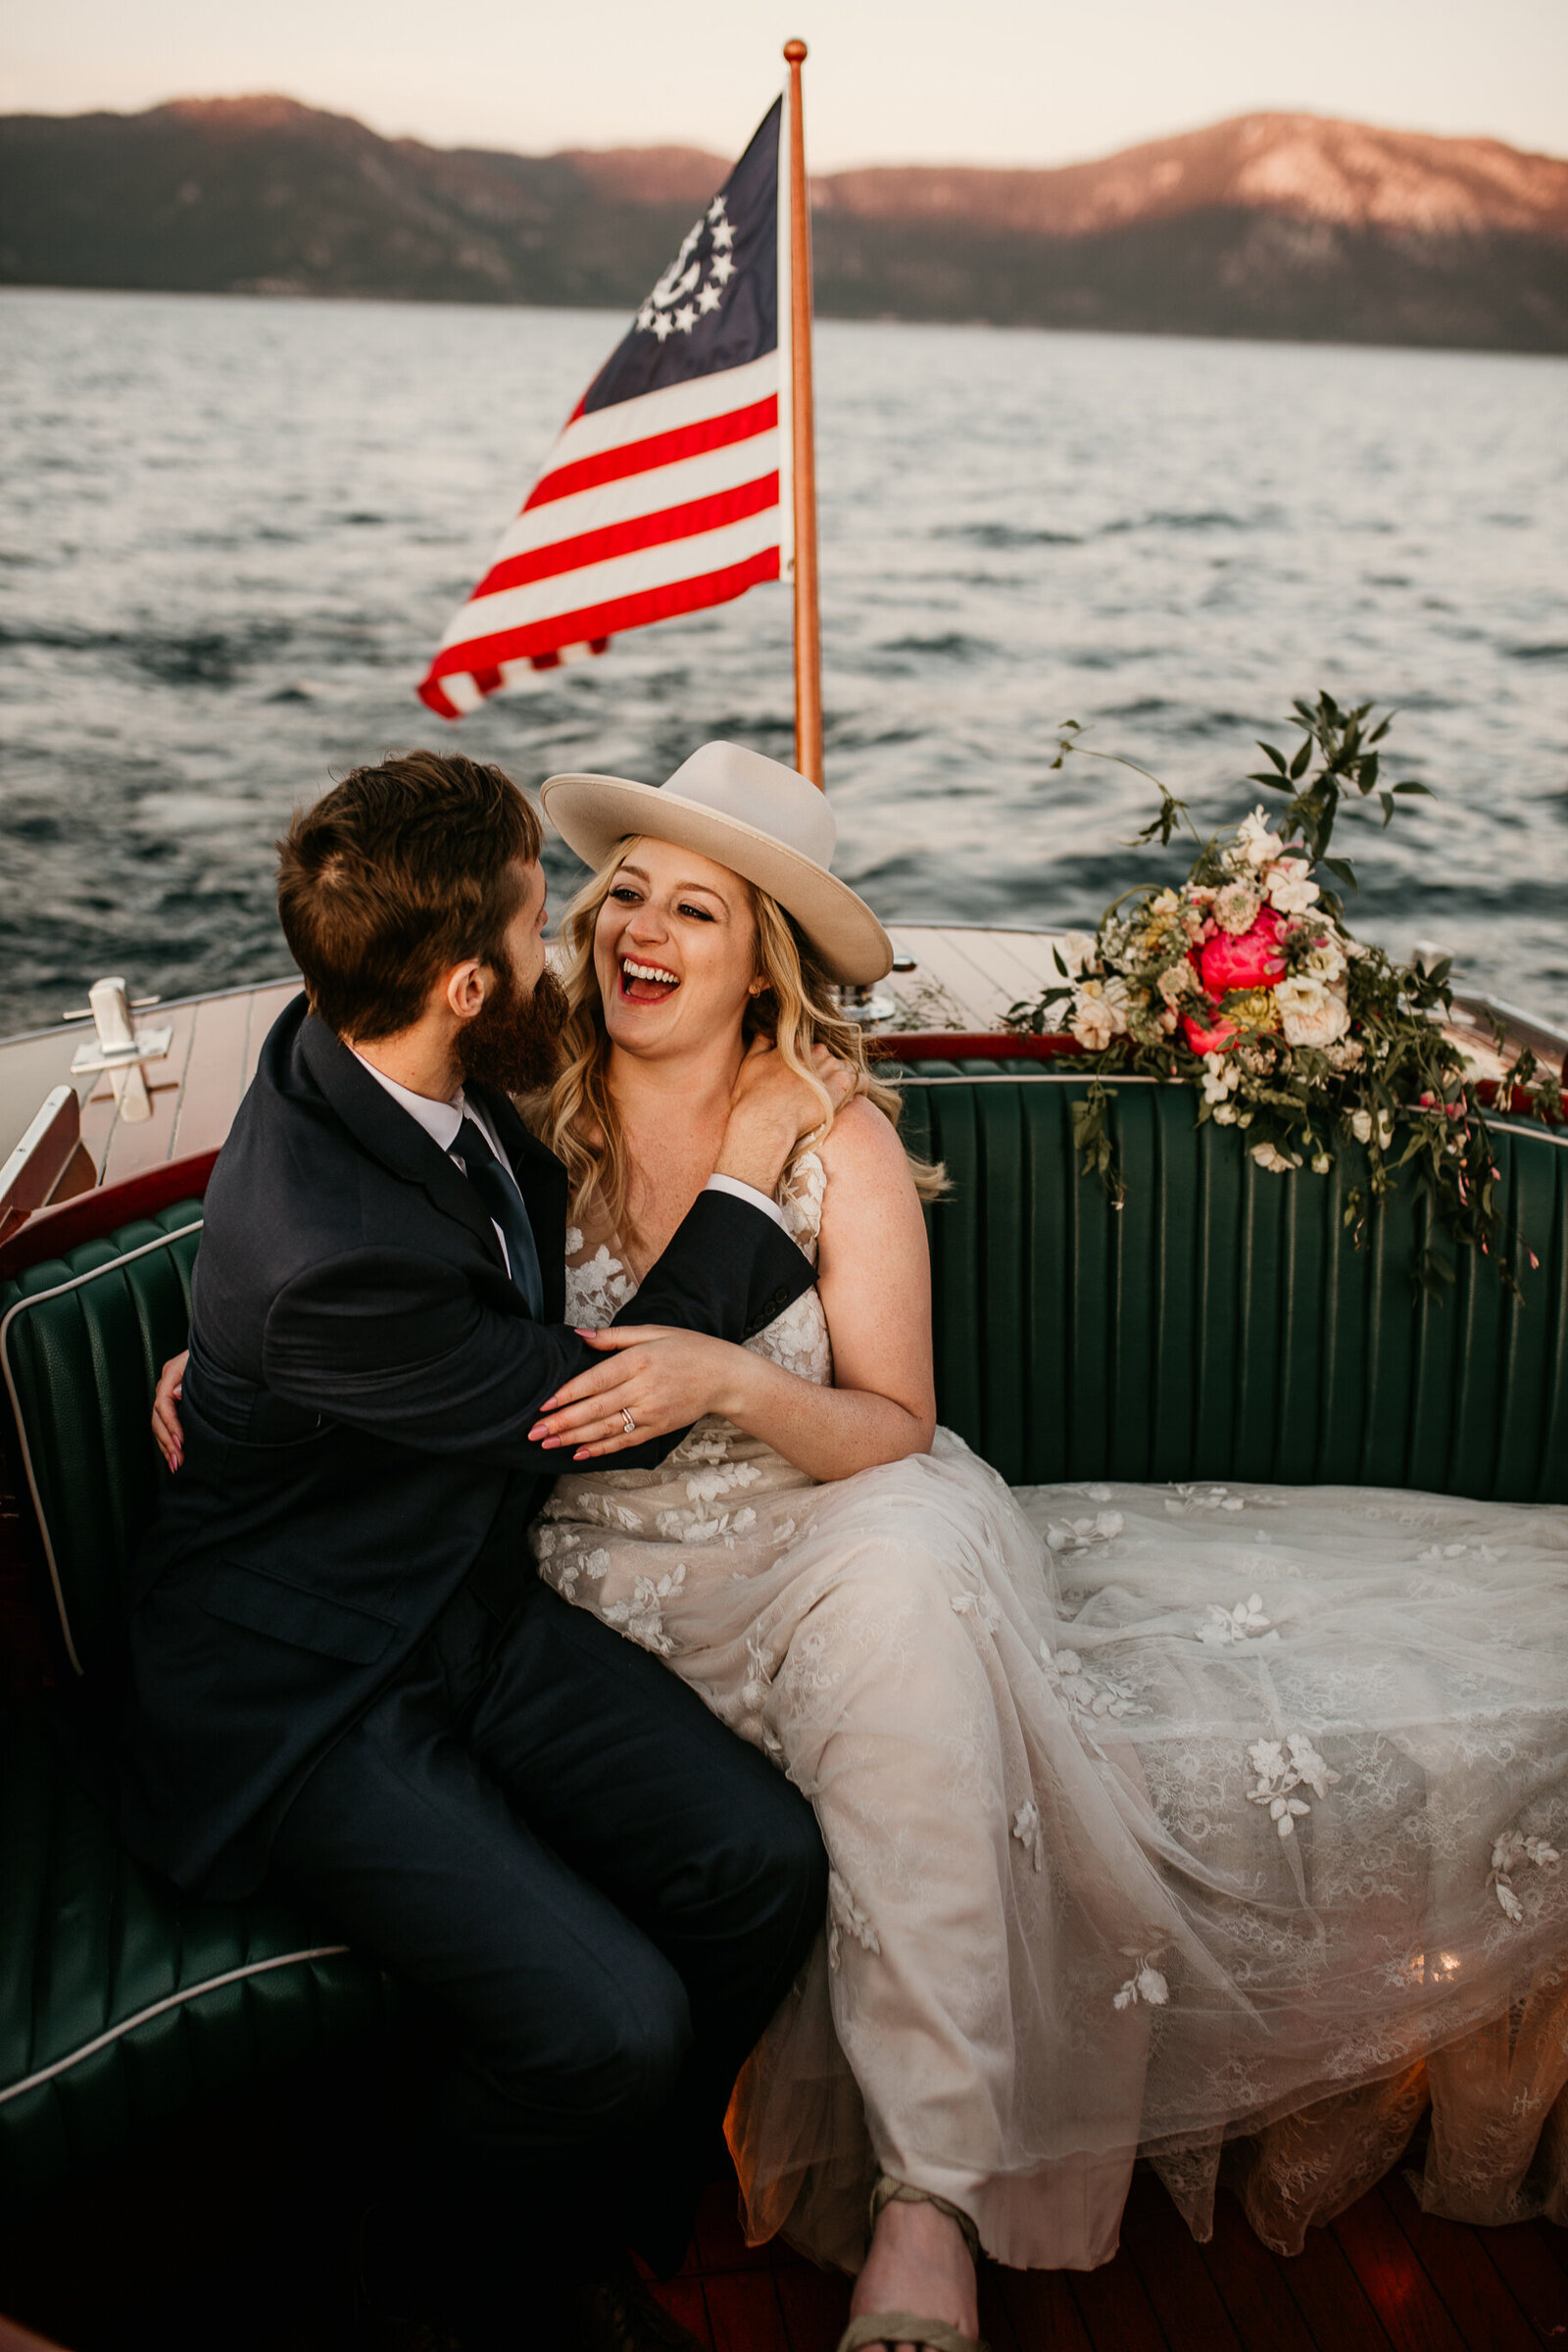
[526,841,946,1246]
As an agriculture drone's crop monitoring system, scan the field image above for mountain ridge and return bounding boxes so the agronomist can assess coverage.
[3,96,1564,351]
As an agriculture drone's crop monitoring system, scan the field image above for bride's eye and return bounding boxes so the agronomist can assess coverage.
[678,903,715,922]
[610,886,641,905]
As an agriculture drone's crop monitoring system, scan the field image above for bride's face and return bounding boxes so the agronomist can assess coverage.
[593,836,758,1061]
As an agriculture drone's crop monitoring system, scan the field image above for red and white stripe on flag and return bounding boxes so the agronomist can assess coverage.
[418,97,790,720]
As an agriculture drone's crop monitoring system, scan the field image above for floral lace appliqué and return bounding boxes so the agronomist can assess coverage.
[1012,1797,1045,1871]
[1113,1943,1171,2011]
[952,1589,1004,1633]
[1490,1827,1560,1924]
[1044,1510,1124,1556]
[1040,1641,1149,1724]
[827,1869,880,1971]
[1198,1593,1279,1649]
[564,1243,635,1331]
[602,1563,687,1654]
[1247,1734,1341,1838]
[1165,1485,1247,1516]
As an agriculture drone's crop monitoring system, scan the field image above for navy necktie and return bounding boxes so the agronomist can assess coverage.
[455,1116,544,1317]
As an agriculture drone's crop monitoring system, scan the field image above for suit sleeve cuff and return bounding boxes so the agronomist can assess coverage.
[703,1173,787,1231]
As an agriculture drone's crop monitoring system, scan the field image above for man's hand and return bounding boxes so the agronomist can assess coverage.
[714,1037,865,1197]
[529,1326,757,1460]
[151,1349,189,1472]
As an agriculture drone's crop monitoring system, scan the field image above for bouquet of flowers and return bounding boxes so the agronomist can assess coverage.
[1006,694,1557,1291]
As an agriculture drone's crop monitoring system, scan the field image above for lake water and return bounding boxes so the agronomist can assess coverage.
[2,285,1564,1036]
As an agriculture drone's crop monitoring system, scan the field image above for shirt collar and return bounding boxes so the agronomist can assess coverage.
[350,1051,466,1154]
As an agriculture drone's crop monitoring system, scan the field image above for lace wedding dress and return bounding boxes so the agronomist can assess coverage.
[533,1153,1568,2272]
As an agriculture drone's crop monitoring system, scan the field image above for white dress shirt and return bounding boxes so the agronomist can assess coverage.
[350,1054,785,1289]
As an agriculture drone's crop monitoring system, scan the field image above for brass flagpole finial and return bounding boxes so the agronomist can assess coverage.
[782,37,822,788]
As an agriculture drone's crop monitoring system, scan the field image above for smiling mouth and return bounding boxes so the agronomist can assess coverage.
[619,956,681,1004]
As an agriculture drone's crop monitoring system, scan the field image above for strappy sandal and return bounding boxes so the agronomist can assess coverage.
[834,2177,991,2352]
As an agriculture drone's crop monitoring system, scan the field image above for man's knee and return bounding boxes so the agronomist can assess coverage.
[496,1958,693,2137]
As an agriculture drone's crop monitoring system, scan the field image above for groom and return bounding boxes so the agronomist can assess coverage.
[120,751,836,2349]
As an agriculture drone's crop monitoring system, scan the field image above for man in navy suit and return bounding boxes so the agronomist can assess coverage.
[121,753,836,2349]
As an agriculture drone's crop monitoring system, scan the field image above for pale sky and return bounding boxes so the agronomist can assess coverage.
[5,0,1565,171]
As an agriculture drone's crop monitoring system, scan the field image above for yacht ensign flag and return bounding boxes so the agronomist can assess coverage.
[418,97,791,718]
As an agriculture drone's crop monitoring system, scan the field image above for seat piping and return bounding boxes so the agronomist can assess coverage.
[0,1219,204,1677]
[0,1944,354,2106]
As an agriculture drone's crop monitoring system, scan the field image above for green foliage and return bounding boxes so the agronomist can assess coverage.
[1007,697,1553,1295]
[1246,691,1432,898]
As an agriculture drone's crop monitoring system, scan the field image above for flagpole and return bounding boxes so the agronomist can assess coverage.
[783,38,823,789]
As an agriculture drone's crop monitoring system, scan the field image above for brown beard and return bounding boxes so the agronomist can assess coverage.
[458,955,570,1097]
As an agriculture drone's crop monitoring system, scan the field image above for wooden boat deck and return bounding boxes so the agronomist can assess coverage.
[0,926,1542,1209]
[657,2163,1568,2352]
[0,2120,1561,2350]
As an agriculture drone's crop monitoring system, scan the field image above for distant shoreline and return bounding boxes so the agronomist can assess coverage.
[8,280,1568,368]
[4,98,1565,355]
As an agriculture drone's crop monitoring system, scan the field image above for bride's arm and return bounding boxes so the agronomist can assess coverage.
[744,1096,937,1477]
[533,1100,937,1477]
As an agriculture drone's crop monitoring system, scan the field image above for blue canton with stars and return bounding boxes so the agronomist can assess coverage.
[582,98,780,416]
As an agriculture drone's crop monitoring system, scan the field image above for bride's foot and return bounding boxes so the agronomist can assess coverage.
[849,2194,979,2352]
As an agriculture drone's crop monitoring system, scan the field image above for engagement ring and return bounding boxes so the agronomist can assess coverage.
[620,1407,636,1435]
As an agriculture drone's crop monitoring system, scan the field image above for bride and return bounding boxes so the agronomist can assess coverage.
[153,743,1567,2352]
[520,743,1568,2350]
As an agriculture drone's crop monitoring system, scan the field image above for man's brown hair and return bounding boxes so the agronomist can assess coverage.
[277,752,543,1042]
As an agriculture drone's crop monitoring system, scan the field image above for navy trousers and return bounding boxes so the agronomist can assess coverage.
[269,1567,827,2335]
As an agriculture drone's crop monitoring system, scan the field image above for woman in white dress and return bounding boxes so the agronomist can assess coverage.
[525,743,1568,2352]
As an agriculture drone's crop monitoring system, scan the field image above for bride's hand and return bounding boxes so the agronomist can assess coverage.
[151,1349,189,1472]
[529,1326,754,1459]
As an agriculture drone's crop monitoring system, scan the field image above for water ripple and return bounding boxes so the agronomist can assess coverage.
[1,291,1564,1033]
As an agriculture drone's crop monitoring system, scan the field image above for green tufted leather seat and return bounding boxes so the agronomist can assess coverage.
[0,1077,1563,2210]
[0,1203,398,2208]
[894,1069,1568,1502]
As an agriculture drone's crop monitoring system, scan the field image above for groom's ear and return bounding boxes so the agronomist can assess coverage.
[445,957,489,1024]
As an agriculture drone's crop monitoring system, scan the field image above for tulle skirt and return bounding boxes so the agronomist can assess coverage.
[535,1431,1568,2269]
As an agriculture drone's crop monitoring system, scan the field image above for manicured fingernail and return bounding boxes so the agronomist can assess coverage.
[542,1438,561,1450]
[540,1396,559,1410]
[572,1447,590,1460]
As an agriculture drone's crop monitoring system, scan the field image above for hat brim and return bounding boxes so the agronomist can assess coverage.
[540,774,893,987]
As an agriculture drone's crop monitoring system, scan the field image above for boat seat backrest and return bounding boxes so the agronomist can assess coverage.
[1,1203,202,1680]
[899,1074,1568,1505]
[1,1075,1564,1698]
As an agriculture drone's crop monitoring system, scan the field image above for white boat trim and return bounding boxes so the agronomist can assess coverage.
[0,1946,354,2106]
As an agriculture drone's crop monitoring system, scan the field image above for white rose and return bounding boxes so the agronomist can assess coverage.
[1349,1108,1373,1144]
[1200,1051,1239,1103]
[1054,931,1101,979]
[1303,934,1348,982]
[1265,858,1321,916]
[1236,808,1285,867]
[1274,976,1350,1050]
[1069,982,1124,1051]
[1250,1142,1301,1174]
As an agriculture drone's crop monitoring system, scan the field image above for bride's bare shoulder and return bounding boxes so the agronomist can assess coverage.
[816,1096,916,1196]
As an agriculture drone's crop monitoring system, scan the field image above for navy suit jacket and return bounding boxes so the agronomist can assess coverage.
[120,997,813,1895]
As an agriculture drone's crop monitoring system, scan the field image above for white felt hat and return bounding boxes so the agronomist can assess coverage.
[540,742,893,987]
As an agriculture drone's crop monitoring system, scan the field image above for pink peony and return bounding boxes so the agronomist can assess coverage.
[1200,906,1286,998]
[1183,1009,1238,1055]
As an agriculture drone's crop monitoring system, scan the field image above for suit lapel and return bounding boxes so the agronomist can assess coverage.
[298,1015,508,1278]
